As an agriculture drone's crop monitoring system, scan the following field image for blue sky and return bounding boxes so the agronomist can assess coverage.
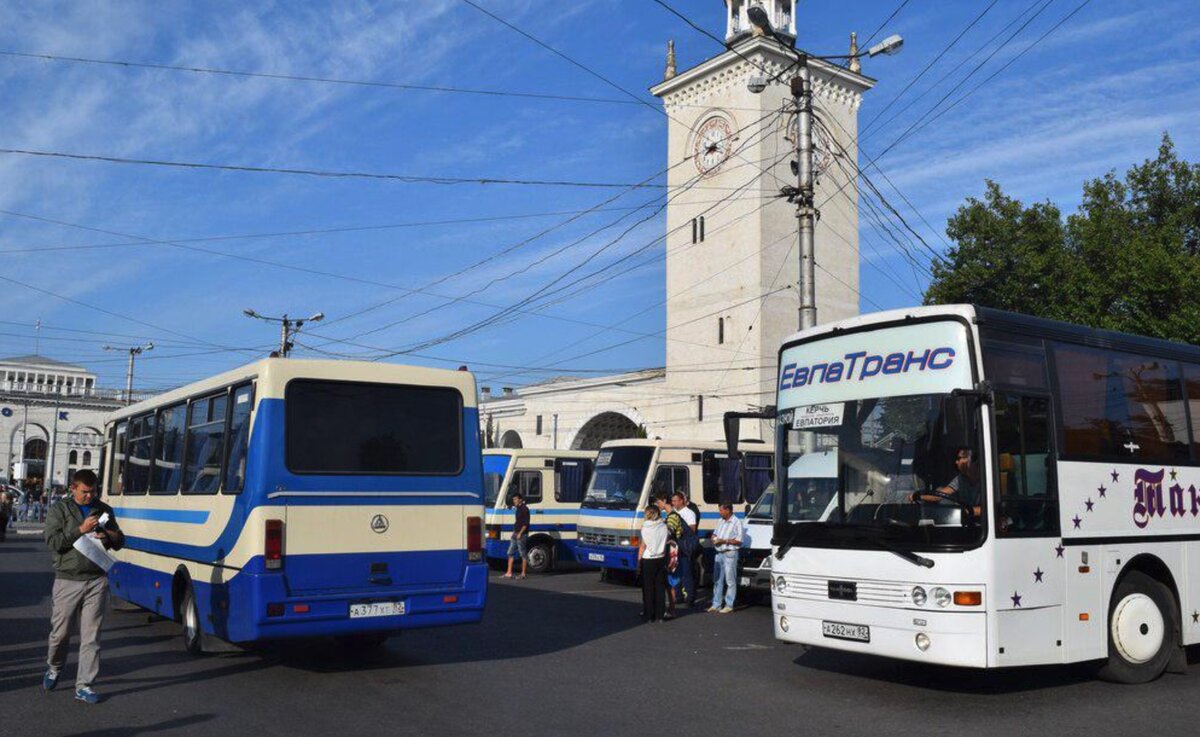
[0,0,1195,394]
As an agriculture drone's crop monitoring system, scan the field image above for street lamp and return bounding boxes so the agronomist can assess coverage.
[243,309,325,358]
[744,9,902,330]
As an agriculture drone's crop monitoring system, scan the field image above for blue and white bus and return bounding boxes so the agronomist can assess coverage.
[483,449,596,573]
[101,358,487,652]
[573,439,773,577]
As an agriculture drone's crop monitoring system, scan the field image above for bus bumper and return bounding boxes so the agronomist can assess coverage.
[772,596,988,668]
[572,543,639,571]
[207,562,489,643]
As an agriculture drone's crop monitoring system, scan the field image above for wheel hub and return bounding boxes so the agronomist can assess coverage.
[1112,593,1164,664]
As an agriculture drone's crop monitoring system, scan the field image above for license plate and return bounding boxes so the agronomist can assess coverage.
[822,620,870,642]
[739,576,751,586]
[349,601,405,619]
[588,553,605,562]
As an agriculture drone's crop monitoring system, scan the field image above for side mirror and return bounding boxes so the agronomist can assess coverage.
[724,413,742,459]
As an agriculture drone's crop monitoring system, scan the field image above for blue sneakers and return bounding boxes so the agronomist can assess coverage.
[74,687,100,704]
[42,671,58,692]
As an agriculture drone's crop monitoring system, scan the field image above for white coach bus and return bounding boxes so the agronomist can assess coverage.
[738,305,1200,683]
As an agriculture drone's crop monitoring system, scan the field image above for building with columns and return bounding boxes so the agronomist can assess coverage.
[478,1,871,450]
[0,354,126,491]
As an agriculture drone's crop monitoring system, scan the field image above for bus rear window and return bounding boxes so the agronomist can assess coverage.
[286,380,463,475]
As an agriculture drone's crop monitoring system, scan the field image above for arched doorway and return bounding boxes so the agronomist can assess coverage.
[499,430,523,449]
[571,411,643,450]
[23,437,47,489]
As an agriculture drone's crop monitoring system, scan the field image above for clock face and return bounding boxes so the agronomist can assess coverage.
[693,116,735,175]
[783,113,835,174]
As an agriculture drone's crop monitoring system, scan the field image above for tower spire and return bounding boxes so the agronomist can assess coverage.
[664,39,677,81]
[848,32,861,74]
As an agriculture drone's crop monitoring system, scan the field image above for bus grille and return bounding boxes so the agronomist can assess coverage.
[578,530,622,547]
[741,549,771,570]
[776,574,911,606]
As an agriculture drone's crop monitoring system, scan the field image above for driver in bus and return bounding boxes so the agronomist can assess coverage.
[912,447,981,515]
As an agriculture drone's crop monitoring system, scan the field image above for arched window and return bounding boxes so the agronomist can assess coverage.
[82,451,92,466]
[69,450,79,465]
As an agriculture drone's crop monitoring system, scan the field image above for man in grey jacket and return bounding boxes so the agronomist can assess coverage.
[43,469,124,704]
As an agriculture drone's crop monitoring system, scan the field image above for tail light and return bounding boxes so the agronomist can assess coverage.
[486,525,501,540]
[265,519,283,570]
[467,516,483,561]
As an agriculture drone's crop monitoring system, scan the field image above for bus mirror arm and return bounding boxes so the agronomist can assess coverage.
[723,407,777,458]
[950,380,994,405]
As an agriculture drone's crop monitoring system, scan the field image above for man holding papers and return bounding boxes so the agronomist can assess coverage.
[42,469,124,704]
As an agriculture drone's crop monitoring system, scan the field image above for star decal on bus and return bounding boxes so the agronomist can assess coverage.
[1011,592,1022,608]
[1033,567,1044,583]
[1072,515,1082,529]
[1193,611,1199,624]
[1097,484,1106,497]
[1085,498,1094,512]
[1055,543,1065,558]
[1111,469,1119,482]
[1170,469,1178,481]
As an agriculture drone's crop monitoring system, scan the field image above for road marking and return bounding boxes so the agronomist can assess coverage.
[723,644,773,651]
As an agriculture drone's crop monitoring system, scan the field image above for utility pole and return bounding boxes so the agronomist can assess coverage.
[243,309,324,358]
[793,60,817,330]
[103,343,154,404]
[745,6,903,331]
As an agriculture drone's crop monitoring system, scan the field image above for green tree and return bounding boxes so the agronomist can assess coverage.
[925,134,1200,343]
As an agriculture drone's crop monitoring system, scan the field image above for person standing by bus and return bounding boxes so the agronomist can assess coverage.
[637,505,669,623]
[503,492,530,580]
[708,503,744,613]
[42,470,124,703]
[670,491,699,607]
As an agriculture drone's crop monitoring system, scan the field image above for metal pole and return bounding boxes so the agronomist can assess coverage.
[125,349,136,405]
[46,396,59,494]
[553,413,559,450]
[793,57,817,330]
[279,315,291,357]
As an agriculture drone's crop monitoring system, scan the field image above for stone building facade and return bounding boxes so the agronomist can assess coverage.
[0,355,125,491]
[479,1,872,450]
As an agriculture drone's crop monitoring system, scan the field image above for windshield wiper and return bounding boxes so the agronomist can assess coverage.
[774,523,806,560]
[853,533,934,568]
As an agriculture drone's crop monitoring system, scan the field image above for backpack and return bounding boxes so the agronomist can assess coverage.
[668,509,698,558]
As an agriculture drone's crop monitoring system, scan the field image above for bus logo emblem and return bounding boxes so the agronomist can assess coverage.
[370,514,389,534]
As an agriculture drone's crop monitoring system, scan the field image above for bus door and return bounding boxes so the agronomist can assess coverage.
[992,388,1069,663]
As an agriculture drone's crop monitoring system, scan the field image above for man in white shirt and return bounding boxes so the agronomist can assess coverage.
[670,492,698,607]
[708,503,744,613]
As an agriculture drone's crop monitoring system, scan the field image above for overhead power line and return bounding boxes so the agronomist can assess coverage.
[0,49,641,106]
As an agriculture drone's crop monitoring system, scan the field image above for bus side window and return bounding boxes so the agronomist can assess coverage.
[995,393,1058,537]
[151,402,186,494]
[124,413,155,495]
[702,452,740,505]
[223,384,254,494]
[512,470,541,504]
[183,392,228,494]
[108,421,127,496]
[554,460,589,503]
[743,453,773,504]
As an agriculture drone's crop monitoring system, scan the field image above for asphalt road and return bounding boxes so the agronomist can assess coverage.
[3,531,1199,737]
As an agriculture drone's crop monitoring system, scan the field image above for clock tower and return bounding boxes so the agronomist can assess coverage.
[650,1,873,421]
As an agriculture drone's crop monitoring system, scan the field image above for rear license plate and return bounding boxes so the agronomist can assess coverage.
[822,620,870,642]
[588,553,605,562]
[349,601,405,619]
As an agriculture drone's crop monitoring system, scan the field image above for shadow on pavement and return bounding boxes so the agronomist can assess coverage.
[59,713,216,736]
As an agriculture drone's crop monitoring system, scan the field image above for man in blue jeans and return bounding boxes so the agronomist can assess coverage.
[707,503,744,613]
[503,492,530,579]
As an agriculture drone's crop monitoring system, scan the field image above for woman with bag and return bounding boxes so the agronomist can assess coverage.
[637,505,669,623]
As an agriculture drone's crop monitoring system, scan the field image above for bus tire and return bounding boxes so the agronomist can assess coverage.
[1099,571,1178,684]
[180,584,203,656]
[525,541,552,574]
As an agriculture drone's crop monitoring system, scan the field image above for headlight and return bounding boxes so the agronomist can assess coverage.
[774,575,788,594]
[933,587,951,608]
[911,586,927,606]
[779,615,790,632]
[915,632,931,651]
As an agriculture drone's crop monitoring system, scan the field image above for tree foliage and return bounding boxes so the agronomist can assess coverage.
[925,134,1200,343]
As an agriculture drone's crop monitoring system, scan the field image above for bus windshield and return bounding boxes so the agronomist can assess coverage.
[584,447,654,509]
[483,454,511,507]
[777,393,984,549]
[748,485,776,520]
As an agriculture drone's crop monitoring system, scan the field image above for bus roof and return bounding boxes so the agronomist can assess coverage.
[597,438,763,453]
[107,358,478,422]
[778,304,1200,364]
[482,448,596,460]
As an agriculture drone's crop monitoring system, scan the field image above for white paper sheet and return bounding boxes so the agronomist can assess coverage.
[73,532,116,572]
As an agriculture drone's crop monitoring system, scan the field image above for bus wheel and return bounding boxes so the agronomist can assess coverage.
[180,584,203,656]
[1099,571,1177,684]
[526,542,552,574]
